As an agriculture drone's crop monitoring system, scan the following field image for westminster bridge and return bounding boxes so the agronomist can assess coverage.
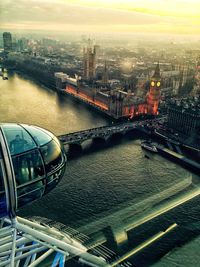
[57,118,164,146]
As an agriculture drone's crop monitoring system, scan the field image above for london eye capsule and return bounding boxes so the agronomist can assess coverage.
[0,123,67,218]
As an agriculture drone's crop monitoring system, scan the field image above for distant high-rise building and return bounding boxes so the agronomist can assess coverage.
[179,64,188,88]
[83,39,96,80]
[3,32,12,52]
[102,61,109,84]
[147,63,161,114]
[193,60,200,96]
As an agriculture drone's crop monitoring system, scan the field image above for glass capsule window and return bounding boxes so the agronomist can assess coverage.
[41,139,63,174]
[2,124,36,155]
[0,147,7,218]
[1,123,66,209]
[12,149,45,186]
[35,126,55,139]
[0,162,4,192]
[22,125,52,146]
[10,141,46,207]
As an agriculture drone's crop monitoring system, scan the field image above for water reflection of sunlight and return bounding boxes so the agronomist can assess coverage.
[79,173,193,234]
[78,173,200,265]
[126,182,200,231]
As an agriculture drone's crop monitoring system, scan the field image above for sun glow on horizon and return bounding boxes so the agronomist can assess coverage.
[0,0,200,35]
[65,0,200,18]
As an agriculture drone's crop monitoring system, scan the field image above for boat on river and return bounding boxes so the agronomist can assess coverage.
[141,140,158,153]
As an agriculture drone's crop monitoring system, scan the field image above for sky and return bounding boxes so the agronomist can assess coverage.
[0,0,200,36]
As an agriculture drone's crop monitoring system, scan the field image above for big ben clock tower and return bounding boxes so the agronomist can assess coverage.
[147,63,161,114]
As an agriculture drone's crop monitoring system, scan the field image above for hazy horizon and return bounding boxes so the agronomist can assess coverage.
[0,0,200,39]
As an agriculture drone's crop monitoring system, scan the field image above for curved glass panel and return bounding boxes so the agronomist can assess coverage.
[0,158,8,218]
[53,136,62,146]
[35,126,55,139]
[41,139,63,174]
[12,149,45,185]
[22,125,52,146]
[0,163,4,192]
[2,124,36,155]
[11,149,45,207]
[45,163,66,194]
[17,181,45,208]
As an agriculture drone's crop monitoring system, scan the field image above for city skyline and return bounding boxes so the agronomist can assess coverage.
[0,0,200,36]
[1,2,200,264]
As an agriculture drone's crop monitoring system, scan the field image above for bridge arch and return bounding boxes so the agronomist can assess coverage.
[107,132,124,143]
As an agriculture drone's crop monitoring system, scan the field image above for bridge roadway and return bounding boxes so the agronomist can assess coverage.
[58,118,164,145]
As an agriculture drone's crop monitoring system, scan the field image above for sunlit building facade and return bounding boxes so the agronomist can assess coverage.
[55,64,161,119]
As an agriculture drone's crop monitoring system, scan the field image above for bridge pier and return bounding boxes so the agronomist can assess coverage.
[166,141,174,150]
[107,132,124,143]
[92,137,107,144]
[111,225,129,249]
[103,224,128,252]
[67,143,82,157]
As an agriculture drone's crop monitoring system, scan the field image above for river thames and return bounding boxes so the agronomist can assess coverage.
[1,72,200,266]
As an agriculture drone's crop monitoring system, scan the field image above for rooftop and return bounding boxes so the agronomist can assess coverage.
[168,97,200,116]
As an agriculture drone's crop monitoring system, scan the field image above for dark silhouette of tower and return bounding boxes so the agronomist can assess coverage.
[3,32,12,52]
[102,61,109,84]
[147,63,161,114]
[83,39,96,80]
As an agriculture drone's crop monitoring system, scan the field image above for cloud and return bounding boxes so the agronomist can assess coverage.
[0,0,160,24]
[0,0,200,35]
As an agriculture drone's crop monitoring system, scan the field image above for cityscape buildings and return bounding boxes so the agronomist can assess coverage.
[55,41,163,119]
[167,97,200,141]
[147,63,161,114]
[1,0,200,265]
[3,32,12,53]
[83,39,96,80]
[55,64,161,119]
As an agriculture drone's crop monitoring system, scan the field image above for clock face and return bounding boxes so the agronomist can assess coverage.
[151,81,155,86]
[157,81,161,87]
